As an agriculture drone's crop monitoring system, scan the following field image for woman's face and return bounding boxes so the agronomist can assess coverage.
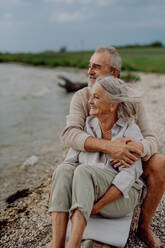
[88,83,112,117]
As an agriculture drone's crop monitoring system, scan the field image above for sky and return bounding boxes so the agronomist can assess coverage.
[0,0,165,52]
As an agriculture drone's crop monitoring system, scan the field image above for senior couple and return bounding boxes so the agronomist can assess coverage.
[44,47,165,248]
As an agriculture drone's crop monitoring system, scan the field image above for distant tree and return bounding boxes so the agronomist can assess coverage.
[42,50,56,54]
[117,41,164,49]
[150,41,163,47]
[59,46,67,52]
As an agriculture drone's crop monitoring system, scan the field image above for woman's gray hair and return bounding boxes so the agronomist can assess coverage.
[97,76,141,123]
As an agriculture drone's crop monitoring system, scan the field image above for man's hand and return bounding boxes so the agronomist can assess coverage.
[108,138,142,167]
[111,140,143,168]
[85,136,143,167]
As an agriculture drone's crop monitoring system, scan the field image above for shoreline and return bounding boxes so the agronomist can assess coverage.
[0,70,165,247]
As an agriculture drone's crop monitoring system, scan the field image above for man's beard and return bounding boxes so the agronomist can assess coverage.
[88,76,96,88]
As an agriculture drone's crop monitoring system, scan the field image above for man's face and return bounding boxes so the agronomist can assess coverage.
[88,51,112,86]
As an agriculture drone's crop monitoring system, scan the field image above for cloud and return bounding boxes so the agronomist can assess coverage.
[0,12,24,30]
[44,0,73,3]
[96,0,114,6]
[44,0,74,3]
[0,0,26,10]
[50,10,87,22]
[3,0,25,4]
[0,13,14,29]
[44,0,113,5]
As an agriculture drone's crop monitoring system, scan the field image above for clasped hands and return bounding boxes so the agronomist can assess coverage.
[109,137,143,168]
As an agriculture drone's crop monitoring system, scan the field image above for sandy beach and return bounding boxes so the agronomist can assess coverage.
[0,68,165,248]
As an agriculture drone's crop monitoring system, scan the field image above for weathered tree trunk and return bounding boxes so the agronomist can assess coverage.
[58,76,88,92]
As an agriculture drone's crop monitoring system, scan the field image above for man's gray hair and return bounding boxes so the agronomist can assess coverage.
[97,76,141,123]
[96,46,122,71]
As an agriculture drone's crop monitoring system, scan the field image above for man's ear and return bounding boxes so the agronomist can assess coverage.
[113,68,120,78]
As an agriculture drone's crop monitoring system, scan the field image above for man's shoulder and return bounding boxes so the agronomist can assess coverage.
[71,87,90,106]
[74,86,90,96]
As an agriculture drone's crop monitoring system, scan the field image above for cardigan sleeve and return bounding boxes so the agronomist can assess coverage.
[135,101,159,161]
[61,87,91,151]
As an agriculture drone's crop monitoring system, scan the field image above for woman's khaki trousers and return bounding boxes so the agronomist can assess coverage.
[49,163,140,223]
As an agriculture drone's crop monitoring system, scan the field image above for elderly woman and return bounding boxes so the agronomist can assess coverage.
[45,76,145,248]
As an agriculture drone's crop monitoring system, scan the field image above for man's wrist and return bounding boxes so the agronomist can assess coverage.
[84,136,112,154]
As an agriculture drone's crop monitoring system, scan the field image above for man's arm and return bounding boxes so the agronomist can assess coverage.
[135,101,159,161]
[61,89,158,162]
[61,87,90,151]
[84,136,142,163]
[61,88,141,164]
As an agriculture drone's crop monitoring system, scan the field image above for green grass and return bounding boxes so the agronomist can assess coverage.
[119,47,165,73]
[0,47,165,73]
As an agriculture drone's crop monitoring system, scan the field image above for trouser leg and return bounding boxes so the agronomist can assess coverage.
[100,186,140,218]
[70,165,96,223]
[49,163,75,213]
[70,165,140,222]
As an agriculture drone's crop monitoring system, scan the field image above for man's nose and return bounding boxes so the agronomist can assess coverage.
[88,66,94,75]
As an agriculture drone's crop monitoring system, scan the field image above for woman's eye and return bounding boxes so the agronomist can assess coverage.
[94,96,99,99]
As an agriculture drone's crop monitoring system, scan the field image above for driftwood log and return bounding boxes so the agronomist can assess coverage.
[58,76,88,92]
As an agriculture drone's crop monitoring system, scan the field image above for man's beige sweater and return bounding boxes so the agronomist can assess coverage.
[61,87,158,161]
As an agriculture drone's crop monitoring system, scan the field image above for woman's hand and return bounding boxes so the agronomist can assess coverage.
[92,186,122,215]
[91,202,103,214]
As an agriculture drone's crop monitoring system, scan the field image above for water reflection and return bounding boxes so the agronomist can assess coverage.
[0,63,87,169]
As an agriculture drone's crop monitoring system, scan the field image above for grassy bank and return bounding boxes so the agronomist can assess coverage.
[0,47,165,73]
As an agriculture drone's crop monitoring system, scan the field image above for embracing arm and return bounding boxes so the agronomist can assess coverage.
[61,87,91,151]
[135,101,159,161]
[61,87,141,163]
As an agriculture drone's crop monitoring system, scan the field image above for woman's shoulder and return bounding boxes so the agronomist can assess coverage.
[85,116,99,128]
[84,116,101,138]
[124,121,143,141]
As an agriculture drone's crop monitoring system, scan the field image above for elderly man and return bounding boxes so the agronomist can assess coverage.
[61,46,165,248]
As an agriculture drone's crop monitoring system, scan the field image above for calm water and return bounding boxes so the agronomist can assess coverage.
[0,63,87,169]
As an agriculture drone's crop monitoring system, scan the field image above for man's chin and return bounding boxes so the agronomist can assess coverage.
[88,78,96,87]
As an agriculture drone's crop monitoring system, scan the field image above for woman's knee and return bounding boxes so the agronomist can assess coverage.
[74,165,92,180]
[54,163,75,178]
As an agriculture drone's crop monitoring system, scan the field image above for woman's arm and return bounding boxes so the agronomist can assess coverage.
[92,185,122,214]
[92,158,143,213]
